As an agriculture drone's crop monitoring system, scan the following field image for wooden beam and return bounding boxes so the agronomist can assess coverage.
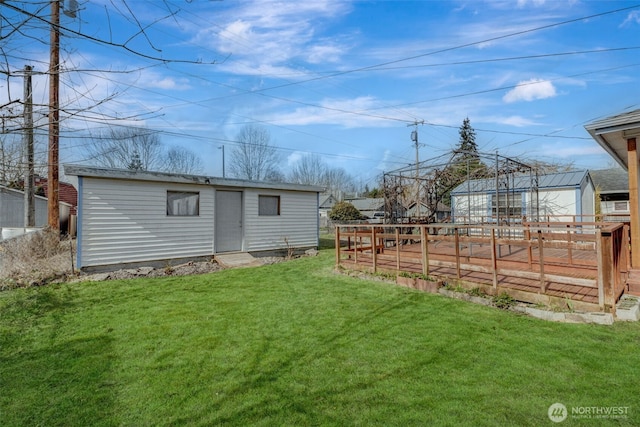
[627,137,640,267]
[371,227,377,273]
[421,226,429,276]
[538,230,547,292]
[335,226,341,266]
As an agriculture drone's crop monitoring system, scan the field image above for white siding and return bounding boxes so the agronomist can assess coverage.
[581,179,595,219]
[452,193,488,223]
[79,178,214,267]
[243,189,318,252]
[0,189,48,227]
[524,189,578,219]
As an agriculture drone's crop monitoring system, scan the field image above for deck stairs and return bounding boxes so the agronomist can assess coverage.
[625,269,640,297]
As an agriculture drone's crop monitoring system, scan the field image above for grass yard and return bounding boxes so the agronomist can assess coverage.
[2,245,640,426]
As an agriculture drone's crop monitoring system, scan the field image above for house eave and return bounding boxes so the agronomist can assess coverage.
[584,109,640,170]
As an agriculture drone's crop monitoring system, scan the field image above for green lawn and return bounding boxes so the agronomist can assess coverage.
[1,247,640,426]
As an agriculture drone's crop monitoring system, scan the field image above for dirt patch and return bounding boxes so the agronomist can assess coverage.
[78,256,292,282]
[1,230,319,289]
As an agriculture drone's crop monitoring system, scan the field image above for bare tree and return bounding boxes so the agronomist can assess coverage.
[526,159,576,174]
[83,127,165,171]
[228,125,281,181]
[289,153,355,194]
[289,154,326,185]
[166,146,203,174]
[83,127,205,174]
[0,135,24,185]
[324,167,355,195]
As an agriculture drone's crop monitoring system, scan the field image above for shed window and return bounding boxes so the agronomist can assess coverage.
[614,201,628,211]
[491,193,522,218]
[259,195,280,216]
[167,191,200,216]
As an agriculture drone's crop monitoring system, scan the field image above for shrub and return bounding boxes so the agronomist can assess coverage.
[329,201,365,221]
[468,287,487,297]
[492,292,516,310]
[0,229,73,289]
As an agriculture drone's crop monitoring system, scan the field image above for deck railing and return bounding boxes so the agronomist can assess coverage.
[335,221,629,312]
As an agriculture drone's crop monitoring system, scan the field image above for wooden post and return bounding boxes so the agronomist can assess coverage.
[627,137,640,268]
[567,224,573,266]
[395,227,400,271]
[624,224,631,272]
[490,228,498,289]
[596,228,605,310]
[454,227,461,278]
[525,226,533,270]
[353,228,358,264]
[537,230,546,292]
[421,226,429,276]
[371,226,377,273]
[596,228,615,312]
[48,0,61,232]
[335,226,341,266]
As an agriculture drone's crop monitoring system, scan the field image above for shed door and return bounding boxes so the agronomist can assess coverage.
[215,190,243,253]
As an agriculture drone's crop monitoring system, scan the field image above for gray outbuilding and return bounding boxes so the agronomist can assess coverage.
[64,165,323,270]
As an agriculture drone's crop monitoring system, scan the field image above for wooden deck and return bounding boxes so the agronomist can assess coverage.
[336,223,630,313]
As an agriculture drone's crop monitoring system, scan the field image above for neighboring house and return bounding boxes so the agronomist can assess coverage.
[589,168,630,219]
[0,185,71,232]
[345,197,385,219]
[319,193,338,218]
[405,200,451,222]
[64,164,323,271]
[450,170,595,223]
[35,177,78,215]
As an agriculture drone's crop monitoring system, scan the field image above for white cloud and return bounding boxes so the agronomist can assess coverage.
[539,144,605,158]
[261,96,396,128]
[516,0,547,7]
[287,151,303,166]
[503,79,557,103]
[483,115,541,127]
[621,10,640,27]
[194,0,353,75]
[306,43,344,64]
[376,150,393,171]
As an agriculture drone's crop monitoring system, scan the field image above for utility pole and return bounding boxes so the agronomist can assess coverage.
[219,145,225,178]
[23,65,35,227]
[407,120,424,219]
[48,0,60,231]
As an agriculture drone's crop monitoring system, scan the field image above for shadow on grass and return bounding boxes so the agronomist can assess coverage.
[169,293,427,425]
[318,233,335,250]
[1,288,117,426]
[0,334,117,427]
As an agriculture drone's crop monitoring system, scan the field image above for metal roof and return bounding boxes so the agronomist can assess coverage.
[585,109,640,170]
[64,164,325,193]
[451,170,589,195]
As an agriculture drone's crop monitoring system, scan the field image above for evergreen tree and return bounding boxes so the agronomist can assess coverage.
[437,117,487,207]
[128,151,143,171]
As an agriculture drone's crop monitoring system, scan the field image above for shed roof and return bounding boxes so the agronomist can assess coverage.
[585,109,640,170]
[345,197,385,211]
[64,164,324,193]
[451,170,589,195]
[589,168,628,194]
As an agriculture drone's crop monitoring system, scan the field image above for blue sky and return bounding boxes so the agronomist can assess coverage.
[2,0,640,187]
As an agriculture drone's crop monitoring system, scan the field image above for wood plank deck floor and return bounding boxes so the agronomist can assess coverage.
[339,240,600,305]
